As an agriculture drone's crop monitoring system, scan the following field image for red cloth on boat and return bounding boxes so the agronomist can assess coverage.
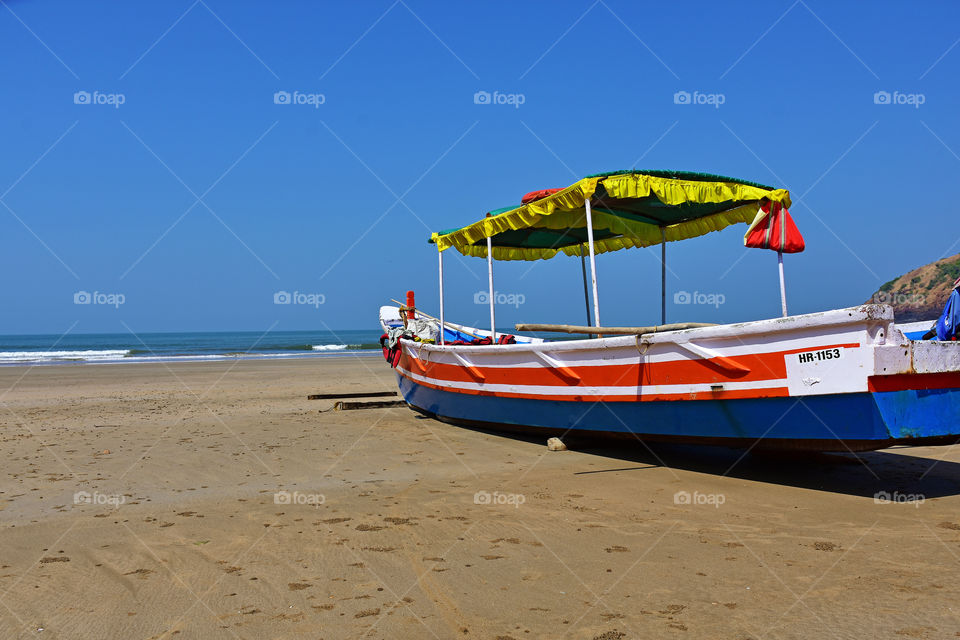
[379,333,403,368]
[744,201,805,253]
[521,188,563,204]
[450,337,494,346]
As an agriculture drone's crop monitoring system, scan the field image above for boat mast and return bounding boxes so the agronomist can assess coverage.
[486,227,497,342]
[584,198,601,327]
[438,249,445,345]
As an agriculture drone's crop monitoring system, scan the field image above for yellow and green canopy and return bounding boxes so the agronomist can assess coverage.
[430,170,792,261]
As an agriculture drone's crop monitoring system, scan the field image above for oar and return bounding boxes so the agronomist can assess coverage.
[389,299,484,340]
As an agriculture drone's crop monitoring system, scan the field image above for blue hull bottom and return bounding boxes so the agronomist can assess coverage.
[397,375,960,451]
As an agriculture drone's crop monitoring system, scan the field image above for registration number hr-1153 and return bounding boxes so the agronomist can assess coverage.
[796,348,842,364]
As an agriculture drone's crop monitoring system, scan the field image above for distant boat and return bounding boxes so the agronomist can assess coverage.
[379,170,960,452]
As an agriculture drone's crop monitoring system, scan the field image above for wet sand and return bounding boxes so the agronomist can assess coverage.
[0,356,959,639]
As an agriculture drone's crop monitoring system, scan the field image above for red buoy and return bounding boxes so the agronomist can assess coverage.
[406,290,416,320]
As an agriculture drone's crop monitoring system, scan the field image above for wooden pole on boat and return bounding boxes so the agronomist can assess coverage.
[486,223,497,342]
[580,248,591,328]
[516,322,715,335]
[778,250,788,317]
[584,198,601,327]
[438,249,445,345]
[660,226,667,326]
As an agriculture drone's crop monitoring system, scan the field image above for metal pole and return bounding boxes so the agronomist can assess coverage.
[438,249,445,345]
[487,235,497,341]
[660,226,666,326]
[580,249,591,327]
[778,251,788,317]
[584,198,601,327]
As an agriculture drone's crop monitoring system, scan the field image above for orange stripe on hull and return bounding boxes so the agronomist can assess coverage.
[396,370,791,402]
[399,343,860,388]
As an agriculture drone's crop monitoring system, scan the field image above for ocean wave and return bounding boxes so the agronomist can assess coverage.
[0,345,382,366]
[0,349,132,363]
[311,344,356,351]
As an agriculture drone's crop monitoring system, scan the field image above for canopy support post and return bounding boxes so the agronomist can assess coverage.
[584,198,601,328]
[580,249,592,329]
[778,250,788,317]
[660,226,667,326]
[486,234,497,342]
[438,249,445,345]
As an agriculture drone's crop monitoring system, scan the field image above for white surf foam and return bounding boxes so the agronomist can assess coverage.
[0,349,132,363]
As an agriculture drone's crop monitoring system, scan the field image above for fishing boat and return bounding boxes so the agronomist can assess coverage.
[379,170,960,451]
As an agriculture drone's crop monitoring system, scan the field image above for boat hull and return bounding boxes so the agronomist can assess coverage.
[387,305,960,452]
[397,371,960,451]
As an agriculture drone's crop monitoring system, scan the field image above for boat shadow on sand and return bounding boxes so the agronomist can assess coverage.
[426,416,960,499]
[572,443,960,500]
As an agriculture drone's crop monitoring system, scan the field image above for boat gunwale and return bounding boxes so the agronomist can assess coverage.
[406,304,902,357]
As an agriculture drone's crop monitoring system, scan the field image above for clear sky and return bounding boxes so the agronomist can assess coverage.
[2,0,959,335]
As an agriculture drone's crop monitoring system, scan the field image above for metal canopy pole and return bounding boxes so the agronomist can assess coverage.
[778,251,788,317]
[486,234,497,342]
[584,198,601,327]
[660,226,667,326]
[438,249,445,345]
[580,249,591,327]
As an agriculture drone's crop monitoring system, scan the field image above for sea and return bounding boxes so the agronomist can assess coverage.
[0,329,387,366]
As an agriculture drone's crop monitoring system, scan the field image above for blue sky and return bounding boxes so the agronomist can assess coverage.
[1,0,959,335]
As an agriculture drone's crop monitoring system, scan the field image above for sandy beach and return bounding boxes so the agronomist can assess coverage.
[0,356,958,639]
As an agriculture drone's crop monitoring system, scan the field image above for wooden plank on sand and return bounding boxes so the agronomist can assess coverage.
[307,391,398,400]
[332,400,407,411]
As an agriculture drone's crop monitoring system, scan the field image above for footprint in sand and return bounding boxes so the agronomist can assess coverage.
[591,631,625,640]
[659,604,686,615]
[123,568,154,579]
